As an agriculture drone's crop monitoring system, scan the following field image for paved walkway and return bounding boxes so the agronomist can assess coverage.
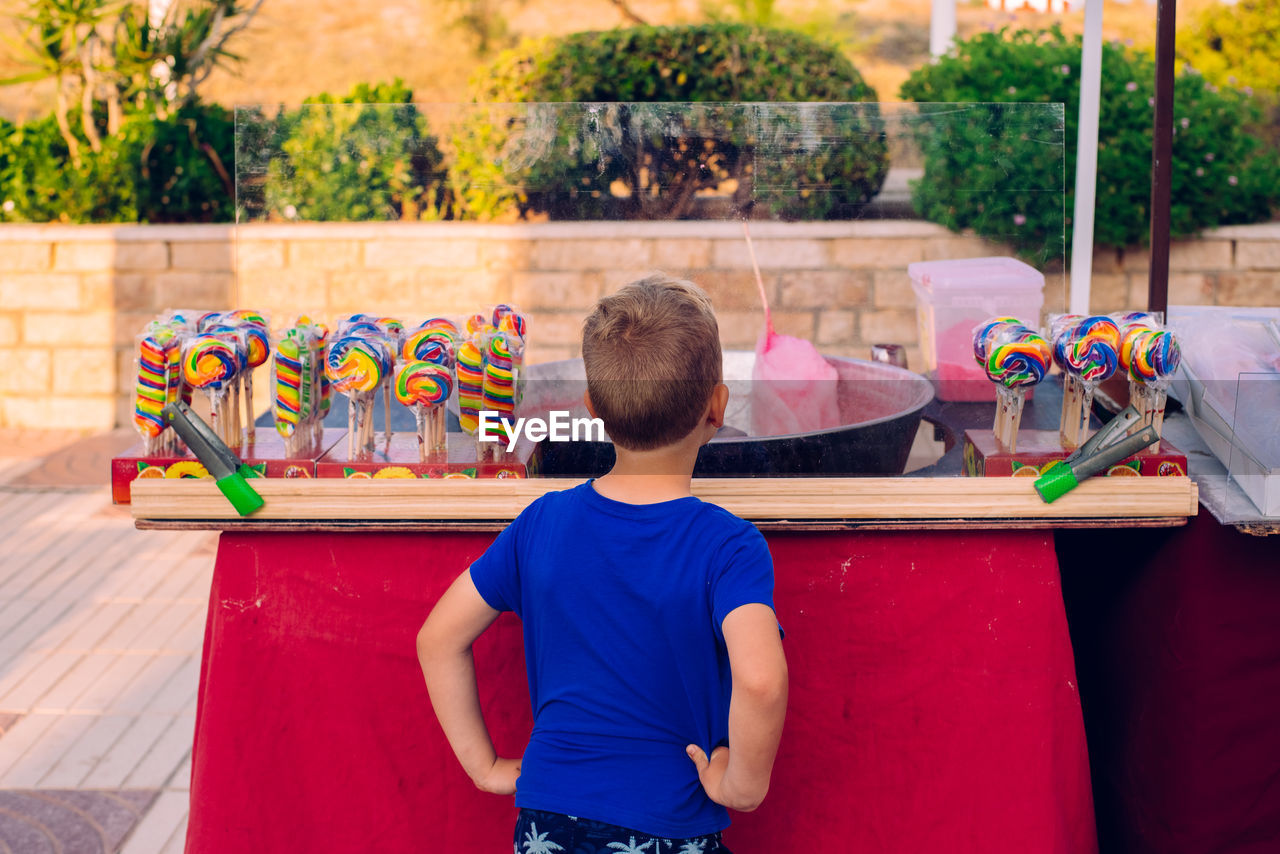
[0,429,215,854]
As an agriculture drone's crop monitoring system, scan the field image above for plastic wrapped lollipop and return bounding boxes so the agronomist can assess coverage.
[1048,314,1085,436]
[496,308,528,405]
[134,325,181,455]
[183,332,241,445]
[1059,316,1120,448]
[229,311,269,443]
[972,316,1023,367]
[298,316,329,447]
[396,361,454,460]
[455,338,486,438]
[403,318,458,368]
[984,324,1052,452]
[480,332,517,458]
[339,318,398,444]
[273,327,317,458]
[202,324,250,446]
[326,335,389,459]
[1124,328,1182,445]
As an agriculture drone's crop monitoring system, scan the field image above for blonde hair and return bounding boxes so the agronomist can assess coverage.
[581,275,722,451]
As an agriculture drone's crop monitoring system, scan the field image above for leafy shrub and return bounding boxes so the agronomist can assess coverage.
[0,114,136,222]
[125,104,236,223]
[1178,0,1280,148]
[0,104,233,223]
[254,80,450,222]
[452,24,889,221]
[900,28,1279,259]
[1178,0,1280,96]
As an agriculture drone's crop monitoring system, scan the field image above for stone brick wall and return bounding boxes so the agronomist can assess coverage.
[0,220,1276,431]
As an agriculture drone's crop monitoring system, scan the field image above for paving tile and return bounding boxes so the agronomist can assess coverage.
[0,789,158,853]
[70,654,151,714]
[0,652,83,713]
[123,716,194,789]
[120,789,188,854]
[0,712,22,736]
[36,714,135,788]
[108,656,186,716]
[80,716,168,790]
[32,652,117,713]
[0,712,94,787]
[0,713,57,778]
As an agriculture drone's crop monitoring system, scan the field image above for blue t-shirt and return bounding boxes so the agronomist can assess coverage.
[468,479,776,838]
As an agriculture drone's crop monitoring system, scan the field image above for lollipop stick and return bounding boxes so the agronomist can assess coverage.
[383,378,393,447]
[347,397,357,459]
[996,386,1026,453]
[245,370,256,444]
[414,406,427,463]
[429,405,446,455]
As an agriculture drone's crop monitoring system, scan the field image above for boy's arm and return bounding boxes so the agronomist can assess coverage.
[417,568,521,794]
[687,602,788,812]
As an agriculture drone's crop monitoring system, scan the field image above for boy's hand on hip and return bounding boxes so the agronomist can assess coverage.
[686,745,732,806]
[474,756,521,795]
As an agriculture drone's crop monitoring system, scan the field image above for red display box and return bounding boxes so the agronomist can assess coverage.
[963,429,1187,478]
[314,432,541,480]
[111,428,345,504]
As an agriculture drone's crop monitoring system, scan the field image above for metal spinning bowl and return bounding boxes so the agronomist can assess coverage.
[523,350,935,477]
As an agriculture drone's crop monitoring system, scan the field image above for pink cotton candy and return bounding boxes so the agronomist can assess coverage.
[750,329,841,436]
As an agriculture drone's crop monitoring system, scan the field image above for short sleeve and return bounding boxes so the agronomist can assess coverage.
[710,522,777,641]
[468,511,526,615]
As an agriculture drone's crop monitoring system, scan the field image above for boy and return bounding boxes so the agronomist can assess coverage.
[417,275,787,852]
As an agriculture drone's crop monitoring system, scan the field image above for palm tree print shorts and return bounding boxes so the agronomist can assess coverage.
[514,808,733,854]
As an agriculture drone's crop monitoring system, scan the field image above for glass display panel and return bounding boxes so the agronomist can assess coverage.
[234,102,1066,477]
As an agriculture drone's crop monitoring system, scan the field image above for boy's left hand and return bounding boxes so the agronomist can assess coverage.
[474,756,521,795]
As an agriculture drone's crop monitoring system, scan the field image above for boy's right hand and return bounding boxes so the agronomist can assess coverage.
[474,756,521,795]
[686,744,743,809]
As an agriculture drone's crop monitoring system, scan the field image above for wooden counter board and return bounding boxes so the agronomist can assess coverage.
[130,476,1199,532]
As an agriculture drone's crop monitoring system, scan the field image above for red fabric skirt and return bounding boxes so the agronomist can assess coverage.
[186,529,1096,853]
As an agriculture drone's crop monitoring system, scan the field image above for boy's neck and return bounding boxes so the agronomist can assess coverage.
[591,438,701,504]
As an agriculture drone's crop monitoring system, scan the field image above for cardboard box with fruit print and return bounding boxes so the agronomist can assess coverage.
[962,429,1187,478]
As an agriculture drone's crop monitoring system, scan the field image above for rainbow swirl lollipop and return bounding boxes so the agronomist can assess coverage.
[403,321,457,366]
[1126,329,1182,385]
[1049,314,1085,370]
[1062,334,1119,384]
[274,334,305,438]
[1075,315,1121,350]
[183,334,239,390]
[396,361,453,407]
[134,332,175,440]
[984,328,1051,389]
[465,313,488,336]
[972,316,1022,366]
[325,336,386,394]
[482,334,516,413]
[455,340,485,434]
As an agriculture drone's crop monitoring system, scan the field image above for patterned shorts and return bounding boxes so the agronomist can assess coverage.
[513,808,733,854]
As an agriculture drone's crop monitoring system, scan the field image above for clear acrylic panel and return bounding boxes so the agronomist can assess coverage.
[234,102,1065,477]
[1229,372,1280,518]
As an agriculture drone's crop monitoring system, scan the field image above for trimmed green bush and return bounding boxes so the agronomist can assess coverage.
[254,80,450,222]
[0,104,233,223]
[453,24,889,221]
[900,28,1279,259]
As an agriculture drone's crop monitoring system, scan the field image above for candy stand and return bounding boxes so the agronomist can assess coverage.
[113,102,1236,853]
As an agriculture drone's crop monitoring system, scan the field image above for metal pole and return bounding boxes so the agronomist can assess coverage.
[1069,0,1105,315]
[930,0,957,57]
[1148,0,1177,314]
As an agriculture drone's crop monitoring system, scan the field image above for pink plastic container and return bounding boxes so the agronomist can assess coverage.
[908,257,1045,402]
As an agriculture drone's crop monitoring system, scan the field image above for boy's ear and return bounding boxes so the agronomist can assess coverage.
[706,383,729,428]
[583,389,598,419]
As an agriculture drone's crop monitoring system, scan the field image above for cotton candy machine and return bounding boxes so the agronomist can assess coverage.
[526,350,935,477]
